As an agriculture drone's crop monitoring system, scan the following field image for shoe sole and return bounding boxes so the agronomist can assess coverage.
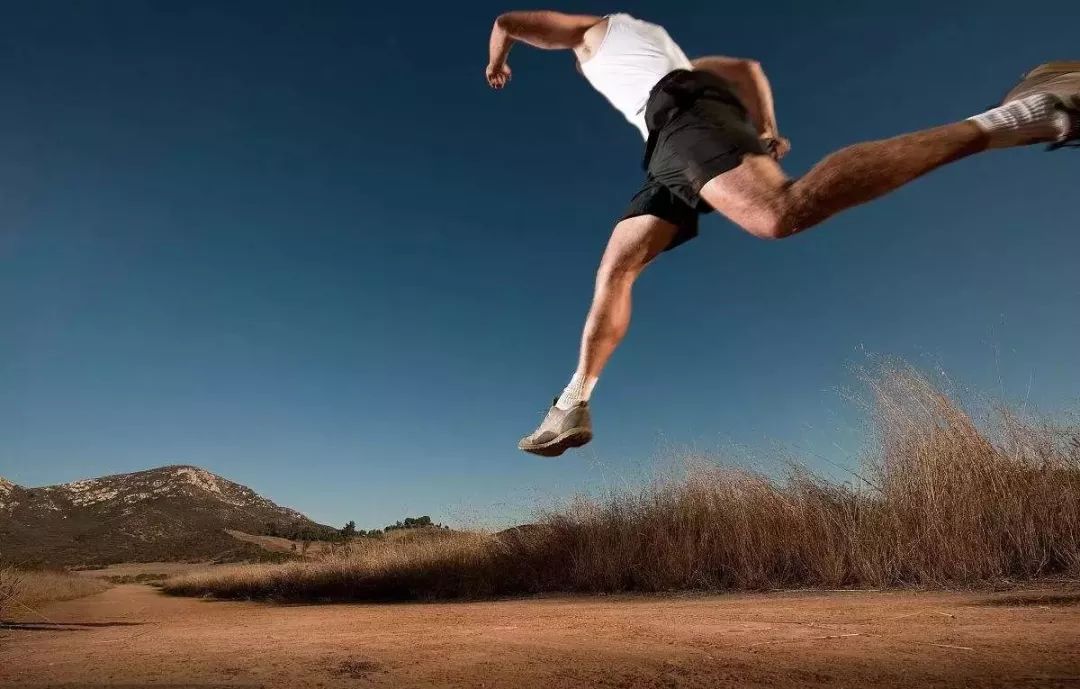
[1005,61,1080,105]
[519,428,593,458]
[1002,61,1080,148]
[1024,61,1080,80]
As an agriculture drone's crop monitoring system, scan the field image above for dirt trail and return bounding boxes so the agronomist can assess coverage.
[2,583,1079,688]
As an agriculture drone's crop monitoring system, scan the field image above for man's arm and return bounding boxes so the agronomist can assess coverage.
[487,11,602,89]
[691,56,789,158]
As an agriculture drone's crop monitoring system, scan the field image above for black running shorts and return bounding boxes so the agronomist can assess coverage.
[621,69,768,251]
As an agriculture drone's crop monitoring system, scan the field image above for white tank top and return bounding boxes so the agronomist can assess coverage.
[579,14,692,139]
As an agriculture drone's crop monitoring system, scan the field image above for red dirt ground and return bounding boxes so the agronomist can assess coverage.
[2,583,1079,688]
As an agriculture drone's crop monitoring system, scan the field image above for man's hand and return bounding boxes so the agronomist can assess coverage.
[487,62,512,90]
[761,134,791,161]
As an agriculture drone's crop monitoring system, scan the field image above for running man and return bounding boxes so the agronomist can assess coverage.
[486,11,1079,457]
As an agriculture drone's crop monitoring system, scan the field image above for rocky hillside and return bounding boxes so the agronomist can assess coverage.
[0,465,335,566]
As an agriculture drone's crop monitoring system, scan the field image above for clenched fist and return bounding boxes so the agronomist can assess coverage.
[486,62,512,90]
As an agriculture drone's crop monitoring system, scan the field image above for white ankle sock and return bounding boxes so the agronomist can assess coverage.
[555,372,597,410]
[969,93,1070,148]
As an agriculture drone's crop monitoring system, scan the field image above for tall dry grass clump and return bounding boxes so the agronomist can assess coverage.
[0,566,25,618]
[164,529,507,601]
[526,363,1080,592]
[858,367,1080,585]
[0,568,108,618]
[164,364,1080,601]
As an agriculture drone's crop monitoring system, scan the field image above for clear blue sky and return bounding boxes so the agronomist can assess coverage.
[2,1,1078,530]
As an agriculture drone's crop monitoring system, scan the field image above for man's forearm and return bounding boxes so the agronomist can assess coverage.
[740,61,779,136]
[692,57,779,136]
[488,17,513,67]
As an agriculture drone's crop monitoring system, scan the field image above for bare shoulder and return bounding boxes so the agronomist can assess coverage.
[575,16,609,62]
[691,56,760,71]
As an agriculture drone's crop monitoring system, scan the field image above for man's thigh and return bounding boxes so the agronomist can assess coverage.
[697,154,793,239]
[618,177,699,256]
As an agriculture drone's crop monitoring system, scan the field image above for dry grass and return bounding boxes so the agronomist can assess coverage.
[225,529,337,558]
[164,529,498,601]
[163,364,1080,602]
[0,566,23,618]
[0,568,109,618]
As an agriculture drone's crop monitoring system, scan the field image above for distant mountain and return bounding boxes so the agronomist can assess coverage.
[0,465,335,566]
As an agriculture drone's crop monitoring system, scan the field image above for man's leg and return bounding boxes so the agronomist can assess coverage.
[571,214,679,392]
[702,84,1075,239]
[700,121,990,239]
[518,214,678,457]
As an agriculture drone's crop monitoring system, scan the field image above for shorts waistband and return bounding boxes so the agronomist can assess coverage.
[646,69,693,104]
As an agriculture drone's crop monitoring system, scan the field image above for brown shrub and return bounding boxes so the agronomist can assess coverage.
[0,568,108,618]
[163,364,1080,602]
[0,566,24,618]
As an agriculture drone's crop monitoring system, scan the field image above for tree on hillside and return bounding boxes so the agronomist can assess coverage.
[341,521,356,540]
[384,515,445,532]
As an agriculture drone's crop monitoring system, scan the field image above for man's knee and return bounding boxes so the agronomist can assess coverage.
[596,254,641,288]
[698,162,805,240]
[732,195,808,240]
[743,207,800,240]
[595,216,671,286]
